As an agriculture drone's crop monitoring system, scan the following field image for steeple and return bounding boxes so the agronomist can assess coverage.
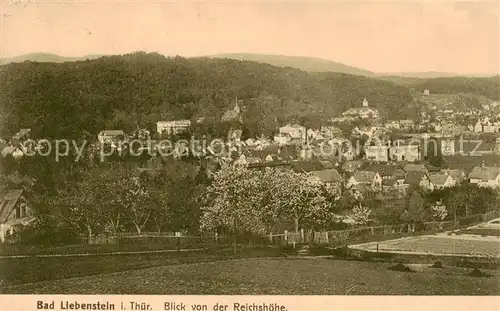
[362,98,369,107]
[234,95,240,114]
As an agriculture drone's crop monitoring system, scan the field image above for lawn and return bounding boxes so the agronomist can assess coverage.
[0,247,283,287]
[2,257,499,295]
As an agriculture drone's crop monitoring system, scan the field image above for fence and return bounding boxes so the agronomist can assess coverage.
[81,210,500,248]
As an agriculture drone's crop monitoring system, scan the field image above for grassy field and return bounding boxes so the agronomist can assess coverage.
[0,247,283,287]
[2,257,499,295]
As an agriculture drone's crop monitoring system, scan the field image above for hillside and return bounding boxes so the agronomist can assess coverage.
[0,53,105,65]
[412,76,500,100]
[208,53,374,77]
[0,52,415,139]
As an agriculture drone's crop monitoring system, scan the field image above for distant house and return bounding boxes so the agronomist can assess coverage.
[385,121,400,130]
[222,98,243,123]
[279,124,306,140]
[97,130,127,144]
[403,171,433,191]
[364,142,389,162]
[440,138,456,156]
[156,120,191,136]
[429,172,455,189]
[273,133,291,145]
[227,129,243,143]
[402,163,429,174]
[346,171,382,190]
[308,169,344,194]
[399,120,415,131]
[342,98,380,120]
[423,89,430,95]
[389,140,421,162]
[320,125,342,138]
[11,129,31,142]
[442,169,466,184]
[362,163,406,191]
[0,190,33,243]
[341,160,364,173]
[468,165,500,188]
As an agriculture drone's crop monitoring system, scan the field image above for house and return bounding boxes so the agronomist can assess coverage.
[222,98,243,123]
[279,124,306,140]
[341,160,364,173]
[227,129,243,143]
[442,169,466,184]
[495,137,500,154]
[423,89,430,95]
[342,98,380,120]
[0,190,33,243]
[97,130,126,144]
[440,137,456,156]
[399,120,415,131]
[473,119,483,133]
[429,172,455,189]
[385,121,400,130]
[308,169,344,194]
[291,160,325,173]
[402,163,429,174]
[346,171,382,190]
[156,120,191,136]
[364,142,389,162]
[320,125,342,138]
[362,163,406,189]
[11,129,31,142]
[389,140,421,162]
[468,165,500,188]
[403,171,433,190]
[273,133,291,145]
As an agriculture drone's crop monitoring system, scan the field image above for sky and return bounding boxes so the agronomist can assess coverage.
[0,0,499,74]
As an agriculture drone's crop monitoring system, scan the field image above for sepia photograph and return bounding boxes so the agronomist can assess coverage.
[0,0,499,299]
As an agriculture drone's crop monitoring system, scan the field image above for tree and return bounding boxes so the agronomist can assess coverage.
[430,200,448,221]
[401,191,428,231]
[113,176,151,235]
[346,203,373,225]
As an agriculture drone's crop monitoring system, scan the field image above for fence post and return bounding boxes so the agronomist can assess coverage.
[268,232,273,244]
[175,232,181,252]
[325,231,329,244]
[300,229,305,244]
[284,230,288,245]
[215,232,218,245]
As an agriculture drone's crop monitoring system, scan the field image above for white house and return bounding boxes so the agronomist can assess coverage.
[97,130,126,144]
[389,140,421,162]
[156,120,191,136]
[279,124,306,140]
[469,165,500,188]
[0,190,33,242]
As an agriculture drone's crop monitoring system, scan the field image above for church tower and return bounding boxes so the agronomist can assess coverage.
[234,96,241,114]
[362,98,369,107]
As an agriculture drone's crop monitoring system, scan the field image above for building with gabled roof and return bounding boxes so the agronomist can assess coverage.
[0,189,33,242]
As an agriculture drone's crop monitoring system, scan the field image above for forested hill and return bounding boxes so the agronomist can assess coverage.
[411,76,500,100]
[208,53,374,77]
[0,52,415,139]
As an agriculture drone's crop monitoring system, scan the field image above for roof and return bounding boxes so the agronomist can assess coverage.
[291,160,324,173]
[362,163,405,179]
[402,164,428,173]
[99,130,125,136]
[429,172,450,186]
[310,169,343,183]
[157,120,191,126]
[0,190,24,223]
[403,171,429,185]
[442,169,464,181]
[227,129,243,141]
[351,171,377,183]
[399,119,414,125]
[320,160,336,169]
[343,107,377,115]
[469,166,500,181]
[341,160,364,172]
